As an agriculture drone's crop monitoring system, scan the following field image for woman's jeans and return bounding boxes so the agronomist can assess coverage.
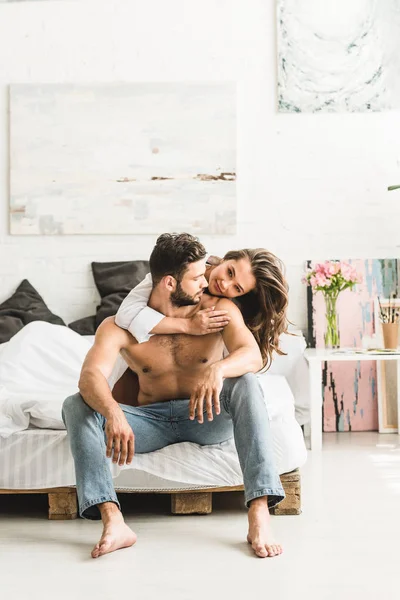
[62,373,285,519]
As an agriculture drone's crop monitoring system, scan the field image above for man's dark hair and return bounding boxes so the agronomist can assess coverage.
[149,233,207,286]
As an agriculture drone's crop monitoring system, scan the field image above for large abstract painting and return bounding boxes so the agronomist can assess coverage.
[307,259,400,431]
[10,83,236,235]
[277,0,400,112]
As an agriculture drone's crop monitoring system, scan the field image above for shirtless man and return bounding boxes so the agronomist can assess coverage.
[62,233,285,559]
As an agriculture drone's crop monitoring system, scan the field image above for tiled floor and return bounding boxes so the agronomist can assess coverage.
[1,432,399,600]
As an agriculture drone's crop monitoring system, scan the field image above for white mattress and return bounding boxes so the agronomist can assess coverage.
[0,322,307,490]
[0,412,307,490]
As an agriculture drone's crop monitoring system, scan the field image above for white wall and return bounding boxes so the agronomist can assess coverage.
[0,0,400,331]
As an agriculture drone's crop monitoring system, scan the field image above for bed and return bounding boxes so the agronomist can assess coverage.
[0,322,308,518]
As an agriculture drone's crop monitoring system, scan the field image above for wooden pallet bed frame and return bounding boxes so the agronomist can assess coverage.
[0,469,301,519]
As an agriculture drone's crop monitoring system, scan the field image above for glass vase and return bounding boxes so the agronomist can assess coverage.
[324,293,340,349]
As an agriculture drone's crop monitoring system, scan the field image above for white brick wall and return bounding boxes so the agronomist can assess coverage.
[1,0,400,331]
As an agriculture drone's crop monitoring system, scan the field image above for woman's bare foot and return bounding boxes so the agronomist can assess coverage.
[247,497,283,558]
[91,503,137,559]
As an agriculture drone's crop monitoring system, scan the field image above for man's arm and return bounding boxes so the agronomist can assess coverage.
[189,299,263,423]
[78,317,136,466]
[79,317,132,415]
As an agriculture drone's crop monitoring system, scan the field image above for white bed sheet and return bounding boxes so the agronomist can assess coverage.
[0,413,307,490]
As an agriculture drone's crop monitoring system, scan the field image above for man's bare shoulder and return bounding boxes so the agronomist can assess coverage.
[201,293,236,311]
[200,294,244,323]
[95,316,136,348]
[213,297,243,318]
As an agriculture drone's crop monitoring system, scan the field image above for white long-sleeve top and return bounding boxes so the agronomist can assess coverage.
[115,273,160,343]
[115,256,213,343]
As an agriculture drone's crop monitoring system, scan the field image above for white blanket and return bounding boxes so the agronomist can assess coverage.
[0,322,298,439]
[0,323,93,437]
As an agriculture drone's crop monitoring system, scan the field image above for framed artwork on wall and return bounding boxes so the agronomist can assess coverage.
[277,0,400,112]
[9,83,236,235]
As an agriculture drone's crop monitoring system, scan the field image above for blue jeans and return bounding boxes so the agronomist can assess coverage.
[62,373,285,519]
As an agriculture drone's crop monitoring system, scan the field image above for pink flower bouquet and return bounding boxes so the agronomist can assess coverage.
[303,261,362,348]
[303,261,362,295]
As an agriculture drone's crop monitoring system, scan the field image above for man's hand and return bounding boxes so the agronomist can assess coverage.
[105,407,135,466]
[188,307,230,335]
[189,365,224,423]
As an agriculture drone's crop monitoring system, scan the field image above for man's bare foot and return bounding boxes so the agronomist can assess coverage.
[91,503,137,559]
[247,497,283,558]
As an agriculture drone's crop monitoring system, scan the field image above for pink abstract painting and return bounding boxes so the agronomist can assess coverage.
[307,259,399,432]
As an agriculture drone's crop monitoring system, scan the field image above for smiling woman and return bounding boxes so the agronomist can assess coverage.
[211,249,290,369]
[206,256,256,298]
[115,246,290,371]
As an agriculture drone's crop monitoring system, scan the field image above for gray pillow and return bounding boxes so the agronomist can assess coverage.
[68,260,149,334]
[68,315,97,336]
[92,260,150,328]
[0,279,65,343]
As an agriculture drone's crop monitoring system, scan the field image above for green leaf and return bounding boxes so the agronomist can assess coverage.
[388,185,400,191]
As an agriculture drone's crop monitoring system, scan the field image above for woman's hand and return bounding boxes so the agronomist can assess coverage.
[188,307,230,335]
[189,364,224,423]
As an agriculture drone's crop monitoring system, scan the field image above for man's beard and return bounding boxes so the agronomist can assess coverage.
[171,281,202,307]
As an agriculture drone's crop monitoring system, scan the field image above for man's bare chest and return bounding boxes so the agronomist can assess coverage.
[122,333,223,375]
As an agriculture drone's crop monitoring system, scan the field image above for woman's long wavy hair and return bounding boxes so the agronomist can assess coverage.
[223,248,290,370]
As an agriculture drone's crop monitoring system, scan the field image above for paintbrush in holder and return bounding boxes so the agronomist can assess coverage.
[378,295,399,349]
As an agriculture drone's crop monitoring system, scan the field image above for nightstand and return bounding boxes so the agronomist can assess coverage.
[304,348,400,450]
